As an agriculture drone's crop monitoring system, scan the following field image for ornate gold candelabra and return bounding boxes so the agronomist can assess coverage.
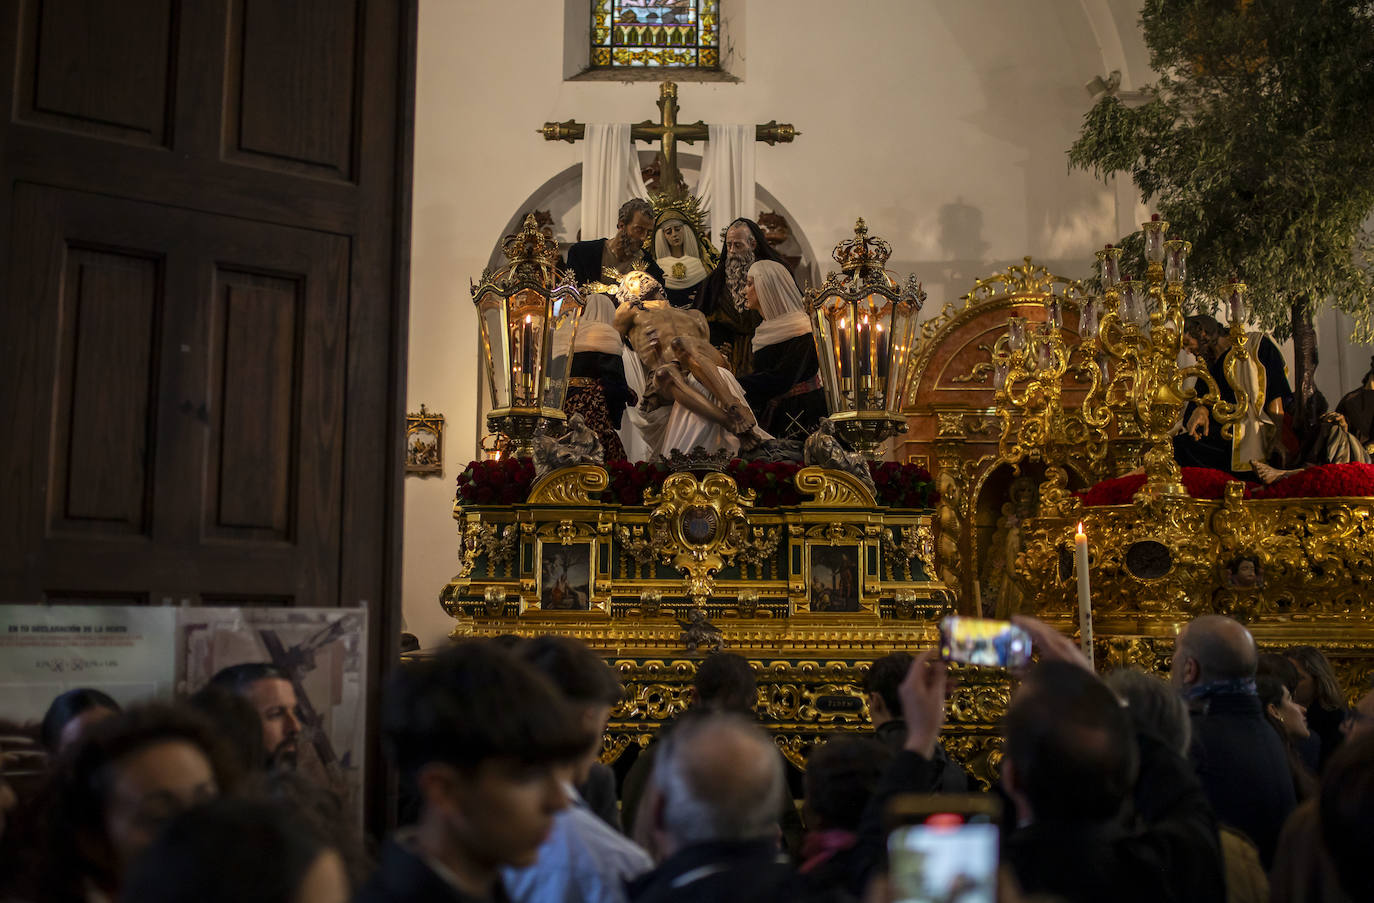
[992,216,1260,502]
[992,290,1111,511]
[471,214,585,456]
[1089,217,1251,493]
[806,219,927,458]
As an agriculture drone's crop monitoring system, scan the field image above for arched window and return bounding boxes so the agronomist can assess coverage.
[590,0,720,70]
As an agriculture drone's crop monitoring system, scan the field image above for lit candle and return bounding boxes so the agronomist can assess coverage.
[837,317,851,379]
[522,314,534,394]
[874,322,887,379]
[858,314,871,378]
[1075,522,1094,667]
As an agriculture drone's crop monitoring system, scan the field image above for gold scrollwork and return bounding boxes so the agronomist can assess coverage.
[645,473,754,606]
[795,466,878,508]
[527,465,610,505]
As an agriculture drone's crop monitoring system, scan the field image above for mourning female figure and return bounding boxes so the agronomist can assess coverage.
[737,260,827,439]
[652,210,712,309]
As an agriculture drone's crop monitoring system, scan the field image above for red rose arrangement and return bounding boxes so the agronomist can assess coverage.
[1076,467,1253,507]
[456,457,536,505]
[457,457,940,509]
[726,459,804,507]
[868,461,939,509]
[606,459,672,506]
[1250,461,1374,500]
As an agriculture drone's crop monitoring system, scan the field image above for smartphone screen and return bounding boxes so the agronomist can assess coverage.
[888,813,999,903]
[938,615,1032,668]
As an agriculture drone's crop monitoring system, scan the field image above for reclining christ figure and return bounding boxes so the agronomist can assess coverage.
[613,271,769,458]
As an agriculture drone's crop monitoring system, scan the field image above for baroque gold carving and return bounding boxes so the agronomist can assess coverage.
[646,472,754,606]
[795,466,878,507]
[527,465,610,504]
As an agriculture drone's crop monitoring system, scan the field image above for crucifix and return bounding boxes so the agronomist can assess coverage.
[538,80,799,202]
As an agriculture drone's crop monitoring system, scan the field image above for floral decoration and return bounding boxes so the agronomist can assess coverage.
[456,457,939,509]
[1250,462,1374,500]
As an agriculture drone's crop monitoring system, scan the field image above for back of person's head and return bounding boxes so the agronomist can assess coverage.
[1319,732,1374,901]
[187,684,266,775]
[380,640,590,779]
[1004,662,1138,824]
[692,653,757,715]
[207,662,286,696]
[520,635,623,709]
[803,738,892,833]
[1257,653,1300,694]
[1104,668,1190,755]
[1177,615,1257,684]
[122,797,346,903]
[863,653,913,721]
[1285,645,1345,710]
[1184,314,1223,342]
[43,704,240,898]
[40,688,121,754]
[652,713,785,846]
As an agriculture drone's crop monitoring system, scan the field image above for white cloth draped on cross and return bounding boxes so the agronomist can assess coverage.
[578,122,757,244]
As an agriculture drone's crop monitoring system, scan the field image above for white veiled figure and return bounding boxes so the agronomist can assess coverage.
[653,213,709,306]
[748,260,812,350]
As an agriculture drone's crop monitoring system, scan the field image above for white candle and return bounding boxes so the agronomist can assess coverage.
[1075,522,1094,667]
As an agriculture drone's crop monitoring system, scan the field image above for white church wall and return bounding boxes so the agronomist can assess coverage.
[402,0,1154,648]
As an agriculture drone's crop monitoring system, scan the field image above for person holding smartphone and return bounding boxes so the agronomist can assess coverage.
[851,617,1226,903]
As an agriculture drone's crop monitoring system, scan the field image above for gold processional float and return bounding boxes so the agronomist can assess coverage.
[440,209,1374,785]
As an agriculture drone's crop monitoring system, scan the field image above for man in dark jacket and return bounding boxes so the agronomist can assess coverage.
[628,713,834,903]
[565,198,661,287]
[1172,614,1296,867]
[852,619,1226,903]
[354,642,590,903]
[863,651,971,791]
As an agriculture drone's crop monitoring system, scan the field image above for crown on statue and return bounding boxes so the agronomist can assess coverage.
[832,218,893,277]
[502,213,560,270]
[660,446,734,474]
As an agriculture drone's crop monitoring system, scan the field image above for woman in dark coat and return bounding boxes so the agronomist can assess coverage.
[736,260,826,439]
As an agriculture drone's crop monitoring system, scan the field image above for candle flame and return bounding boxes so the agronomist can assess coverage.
[839,317,847,330]
[1076,522,1086,535]
[524,314,532,324]
[875,323,884,332]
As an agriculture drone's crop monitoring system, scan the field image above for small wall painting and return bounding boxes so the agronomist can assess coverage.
[539,543,592,611]
[406,404,444,476]
[809,545,861,613]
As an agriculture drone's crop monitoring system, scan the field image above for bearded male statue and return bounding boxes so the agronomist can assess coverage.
[691,217,791,376]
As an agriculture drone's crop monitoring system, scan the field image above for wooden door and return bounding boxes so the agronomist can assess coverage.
[0,0,416,828]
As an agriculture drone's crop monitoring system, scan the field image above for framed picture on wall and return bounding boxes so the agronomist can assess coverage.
[808,544,862,613]
[405,404,444,476]
[538,541,594,611]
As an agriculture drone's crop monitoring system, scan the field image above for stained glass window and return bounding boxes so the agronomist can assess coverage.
[590,0,720,69]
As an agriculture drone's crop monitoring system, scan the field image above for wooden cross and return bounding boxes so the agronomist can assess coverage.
[539,80,799,202]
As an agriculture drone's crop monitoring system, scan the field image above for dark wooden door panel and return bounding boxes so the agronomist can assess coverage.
[224,0,360,180]
[49,246,163,535]
[15,0,178,146]
[2,183,347,605]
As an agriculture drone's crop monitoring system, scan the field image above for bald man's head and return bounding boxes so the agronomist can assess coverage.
[652,713,785,850]
[1172,615,1257,690]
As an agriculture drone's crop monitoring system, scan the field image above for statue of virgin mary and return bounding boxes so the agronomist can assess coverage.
[652,208,713,308]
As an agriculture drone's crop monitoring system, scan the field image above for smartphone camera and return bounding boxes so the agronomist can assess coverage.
[938,616,1032,668]
[888,795,1001,903]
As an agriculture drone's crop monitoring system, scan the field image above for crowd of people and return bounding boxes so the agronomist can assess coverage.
[0,616,1370,902]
